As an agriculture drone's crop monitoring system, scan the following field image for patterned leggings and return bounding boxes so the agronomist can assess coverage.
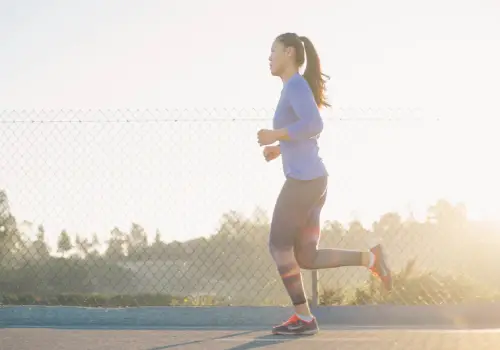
[269,176,364,305]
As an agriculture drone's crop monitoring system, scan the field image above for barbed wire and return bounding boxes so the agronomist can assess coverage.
[0,118,438,124]
[0,107,434,124]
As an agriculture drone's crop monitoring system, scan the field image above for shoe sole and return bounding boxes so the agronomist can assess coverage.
[372,245,393,291]
[272,329,319,336]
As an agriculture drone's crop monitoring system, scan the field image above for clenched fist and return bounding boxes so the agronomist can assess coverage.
[263,145,281,162]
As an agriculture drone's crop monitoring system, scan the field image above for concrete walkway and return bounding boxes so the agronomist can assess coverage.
[2,327,500,349]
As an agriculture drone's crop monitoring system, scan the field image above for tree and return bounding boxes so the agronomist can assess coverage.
[373,212,402,240]
[324,220,346,235]
[105,227,126,261]
[57,230,72,257]
[322,220,346,246]
[154,229,161,245]
[31,224,50,260]
[427,199,465,224]
[83,233,101,259]
[345,220,369,248]
[127,223,148,260]
[427,199,467,230]
[91,233,99,247]
[216,210,247,238]
[75,234,92,258]
[0,190,23,262]
[149,229,166,260]
[251,206,269,226]
[347,220,366,235]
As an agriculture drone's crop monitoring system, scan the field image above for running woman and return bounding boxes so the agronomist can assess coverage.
[257,32,392,336]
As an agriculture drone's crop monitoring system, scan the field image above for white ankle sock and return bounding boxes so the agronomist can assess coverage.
[297,314,314,322]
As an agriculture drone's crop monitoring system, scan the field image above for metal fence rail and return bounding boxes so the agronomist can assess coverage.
[0,109,499,307]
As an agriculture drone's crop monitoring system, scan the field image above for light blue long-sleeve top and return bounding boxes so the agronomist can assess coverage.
[273,72,328,180]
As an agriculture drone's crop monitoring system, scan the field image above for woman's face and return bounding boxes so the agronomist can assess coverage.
[269,39,293,77]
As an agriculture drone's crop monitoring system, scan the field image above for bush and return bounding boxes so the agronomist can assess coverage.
[0,293,224,307]
[0,257,135,295]
[320,260,500,306]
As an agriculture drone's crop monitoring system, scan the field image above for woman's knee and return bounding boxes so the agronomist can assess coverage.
[295,250,315,269]
[268,228,294,263]
[270,243,297,267]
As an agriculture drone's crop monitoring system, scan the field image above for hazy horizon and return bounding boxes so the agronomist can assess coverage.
[1,0,499,249]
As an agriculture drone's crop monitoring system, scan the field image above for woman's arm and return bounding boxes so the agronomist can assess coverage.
[275,79,323,141]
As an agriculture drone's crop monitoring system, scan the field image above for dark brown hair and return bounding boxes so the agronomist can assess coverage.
[276,33,330,108]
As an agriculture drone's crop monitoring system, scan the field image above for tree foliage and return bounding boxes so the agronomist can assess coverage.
[0,188,497,306]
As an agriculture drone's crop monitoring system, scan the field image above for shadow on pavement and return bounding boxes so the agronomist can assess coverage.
[225,334,298,350]
[147,330,259,350]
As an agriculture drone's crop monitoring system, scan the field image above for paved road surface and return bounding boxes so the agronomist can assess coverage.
[2,327,500,349]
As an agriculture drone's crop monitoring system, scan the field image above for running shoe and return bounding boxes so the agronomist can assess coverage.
[369,244,393,291]
[272,314,319,335]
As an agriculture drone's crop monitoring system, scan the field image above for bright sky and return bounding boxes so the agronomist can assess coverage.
[1,0,499,248]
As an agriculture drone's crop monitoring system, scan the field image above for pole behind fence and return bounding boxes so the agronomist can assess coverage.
[311,270,319,307]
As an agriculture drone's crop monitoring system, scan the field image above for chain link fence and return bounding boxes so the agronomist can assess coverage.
[0,109,499,307]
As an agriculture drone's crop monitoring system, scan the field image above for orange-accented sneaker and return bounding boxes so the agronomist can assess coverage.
[369,244,393,291]
[272,314,319,336]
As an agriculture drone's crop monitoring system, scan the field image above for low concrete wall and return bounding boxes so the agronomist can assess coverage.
[2,303,500,329]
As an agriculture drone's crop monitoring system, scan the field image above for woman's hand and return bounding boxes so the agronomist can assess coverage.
[263,145,281,162]
[257,129,279,146]
[257,128,289,146]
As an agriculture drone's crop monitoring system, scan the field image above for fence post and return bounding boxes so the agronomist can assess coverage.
[311,270,319,307]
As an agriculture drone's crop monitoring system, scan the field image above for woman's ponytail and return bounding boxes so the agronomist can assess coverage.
[299,36,330,108]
